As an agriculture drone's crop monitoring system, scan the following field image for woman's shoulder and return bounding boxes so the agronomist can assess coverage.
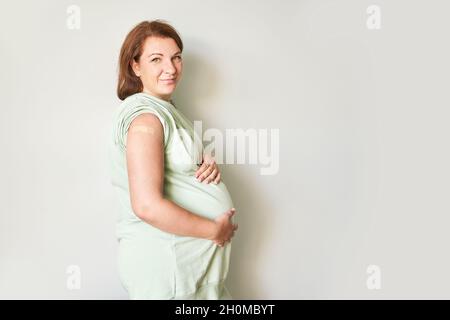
[119,92,172,113]
[119,92,147,108]
[112,93,174,151]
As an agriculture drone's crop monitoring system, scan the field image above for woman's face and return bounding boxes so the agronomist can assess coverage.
[132,36,183,101]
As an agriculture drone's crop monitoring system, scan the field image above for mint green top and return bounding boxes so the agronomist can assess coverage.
[108,92,234,299]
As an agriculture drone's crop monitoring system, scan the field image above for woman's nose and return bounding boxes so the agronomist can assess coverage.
[163,61,176,74]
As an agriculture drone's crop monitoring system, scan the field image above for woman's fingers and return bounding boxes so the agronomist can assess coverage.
[213,171,221,184]
[195,160,210,178]
[194,163,206,178]
[215,237,234,247]
[196,163,216,183]
[195,155,222,184]
[213,210,238,247]
[204,168,218,184]
[227,208,236,218]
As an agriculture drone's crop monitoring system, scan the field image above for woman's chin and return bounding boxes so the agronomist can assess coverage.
[159,88,176,96]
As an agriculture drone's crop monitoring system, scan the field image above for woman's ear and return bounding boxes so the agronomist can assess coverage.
[131,59,141,77]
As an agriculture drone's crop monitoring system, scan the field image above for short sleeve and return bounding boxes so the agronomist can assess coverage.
[114,103,171,153]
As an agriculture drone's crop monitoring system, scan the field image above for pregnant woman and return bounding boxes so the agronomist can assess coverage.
[109,20,238,299]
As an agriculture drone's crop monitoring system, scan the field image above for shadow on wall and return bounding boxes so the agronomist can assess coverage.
[172,41,274,299]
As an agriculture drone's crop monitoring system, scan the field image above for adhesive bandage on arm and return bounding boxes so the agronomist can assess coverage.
[128,125,156,135]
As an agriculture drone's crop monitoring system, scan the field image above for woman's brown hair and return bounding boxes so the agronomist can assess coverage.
[117,20,183,100]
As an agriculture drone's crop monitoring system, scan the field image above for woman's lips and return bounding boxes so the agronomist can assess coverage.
[161,79,175,84]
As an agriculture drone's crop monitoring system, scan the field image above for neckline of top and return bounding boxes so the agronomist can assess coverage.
[135,92,176,110]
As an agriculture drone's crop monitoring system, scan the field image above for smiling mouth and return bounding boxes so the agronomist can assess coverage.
[161,79,176,84]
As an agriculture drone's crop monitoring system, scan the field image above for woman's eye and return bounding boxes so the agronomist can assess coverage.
[151,56,181,62]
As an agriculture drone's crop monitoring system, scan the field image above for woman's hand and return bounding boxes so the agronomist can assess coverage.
[211,208,238,247]
[195,153,221,184]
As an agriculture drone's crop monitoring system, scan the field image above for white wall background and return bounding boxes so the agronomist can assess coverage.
[1,0,450,299]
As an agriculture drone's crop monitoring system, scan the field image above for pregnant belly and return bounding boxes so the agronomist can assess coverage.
[164,171,234,220]
[163,172,233,296]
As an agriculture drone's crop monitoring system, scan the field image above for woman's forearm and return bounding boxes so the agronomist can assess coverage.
[138,198,217,240]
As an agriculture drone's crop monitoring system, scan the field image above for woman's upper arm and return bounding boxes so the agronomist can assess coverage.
[126,113,165,219]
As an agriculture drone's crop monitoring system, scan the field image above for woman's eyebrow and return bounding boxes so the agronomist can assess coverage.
[148,51,181,57]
